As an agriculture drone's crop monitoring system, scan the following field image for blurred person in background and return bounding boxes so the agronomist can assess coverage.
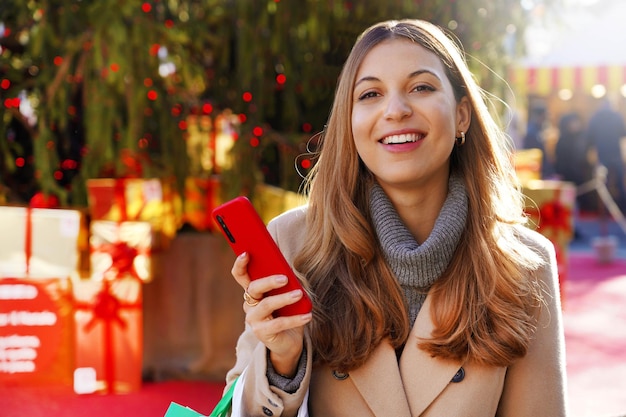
[588,96,626,211]
[554,112,595,212]
[523,105,555,179]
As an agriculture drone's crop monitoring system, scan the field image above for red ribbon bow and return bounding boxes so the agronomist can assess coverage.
[532,200,571,232]
[101,241,141,281]
[526,189,572,236]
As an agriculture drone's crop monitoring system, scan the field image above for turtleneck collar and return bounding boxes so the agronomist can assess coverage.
[369,175,468,324]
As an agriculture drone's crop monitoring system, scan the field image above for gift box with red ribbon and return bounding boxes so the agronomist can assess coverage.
[90,220,152,283]
[0,206,87,386]
[0,277,74,386]
[0,206,87,279]
[523,179,577,303]
[73,276,142,394]
[86,178,183,248]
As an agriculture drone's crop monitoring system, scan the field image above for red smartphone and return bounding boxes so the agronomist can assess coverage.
[211,196,312,317]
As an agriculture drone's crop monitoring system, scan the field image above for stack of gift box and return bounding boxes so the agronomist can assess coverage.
[0,157,310,395]
[513,145,577,305]
[522,179,577,305]
[0,177,198,394]
[0,206,83,388]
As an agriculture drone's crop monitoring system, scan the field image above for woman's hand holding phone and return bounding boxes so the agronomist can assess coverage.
[231,251,312,377]
[212,196,313,376]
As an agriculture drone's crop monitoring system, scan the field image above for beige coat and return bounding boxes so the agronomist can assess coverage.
[225,206,568,417]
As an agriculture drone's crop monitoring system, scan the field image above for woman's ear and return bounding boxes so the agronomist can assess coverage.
[456,96,472,133]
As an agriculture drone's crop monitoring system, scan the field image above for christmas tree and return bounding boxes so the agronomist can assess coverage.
[1,0,541,207]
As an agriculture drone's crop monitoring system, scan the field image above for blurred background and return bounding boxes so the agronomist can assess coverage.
[1,1,625,417]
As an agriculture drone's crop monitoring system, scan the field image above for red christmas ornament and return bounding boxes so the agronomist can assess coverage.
[30,192,60,208]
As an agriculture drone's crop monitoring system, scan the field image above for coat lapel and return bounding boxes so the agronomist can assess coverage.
[349,341,412,417]
[399,295,464,416]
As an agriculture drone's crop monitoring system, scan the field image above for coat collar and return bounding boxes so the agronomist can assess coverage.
[349,341,412,417]
[399,295,465,416]
[349,295,464,417]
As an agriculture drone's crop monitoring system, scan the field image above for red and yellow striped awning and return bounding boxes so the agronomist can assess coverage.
[509,64,626,96]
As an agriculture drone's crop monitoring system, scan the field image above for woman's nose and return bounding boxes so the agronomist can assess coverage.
[384,93,412,120]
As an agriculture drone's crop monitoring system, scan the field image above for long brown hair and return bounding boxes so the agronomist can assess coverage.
[294,19,544,371]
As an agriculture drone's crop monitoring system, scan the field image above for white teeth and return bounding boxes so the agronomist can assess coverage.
[381,133,420,144]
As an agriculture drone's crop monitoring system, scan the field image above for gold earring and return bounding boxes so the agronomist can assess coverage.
[455,131,466,146]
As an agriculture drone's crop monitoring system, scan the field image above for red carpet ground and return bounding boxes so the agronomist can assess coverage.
[564,253,626,417]
[1,250,625,417]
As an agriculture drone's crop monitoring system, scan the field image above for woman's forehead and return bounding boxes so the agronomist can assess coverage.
[355,39,446,79]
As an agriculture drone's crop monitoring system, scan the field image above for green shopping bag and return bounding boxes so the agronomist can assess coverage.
[164,402,205,417]
[164,377,239,417]
[209,377,239,417]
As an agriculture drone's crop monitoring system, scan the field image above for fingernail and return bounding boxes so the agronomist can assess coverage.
[290,289,302,298]
[237,252,247,259]
[276,275,288,284]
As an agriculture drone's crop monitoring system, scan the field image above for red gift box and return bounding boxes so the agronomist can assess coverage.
[86,178,163,222]
[0,206,83,387]
[0,277,74,386]
[86,178,183,249]
[73,277,142,394]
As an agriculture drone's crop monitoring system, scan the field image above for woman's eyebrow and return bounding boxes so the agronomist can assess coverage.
[354,75,379,88]
[355,69,441,88]
[408,69,441,81]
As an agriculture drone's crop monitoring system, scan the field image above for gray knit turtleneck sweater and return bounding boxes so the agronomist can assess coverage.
[369,175,468,325]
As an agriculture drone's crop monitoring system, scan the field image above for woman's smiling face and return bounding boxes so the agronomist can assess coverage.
[351,38,470,192]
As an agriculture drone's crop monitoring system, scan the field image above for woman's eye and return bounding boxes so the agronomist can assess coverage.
[413,84,435,93]
[358,91,379,100]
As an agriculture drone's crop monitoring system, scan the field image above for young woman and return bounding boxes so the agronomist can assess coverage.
[225,19,568,417]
